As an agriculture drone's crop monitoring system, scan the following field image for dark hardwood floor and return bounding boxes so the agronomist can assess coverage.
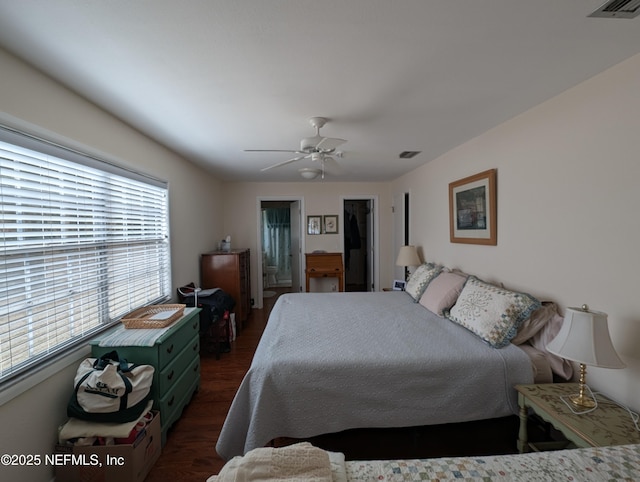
[146,287,529,481]
[145,287,282,482]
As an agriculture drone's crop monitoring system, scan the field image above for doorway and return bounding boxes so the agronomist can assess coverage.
[256,197,303,309]
[342,197,377,291]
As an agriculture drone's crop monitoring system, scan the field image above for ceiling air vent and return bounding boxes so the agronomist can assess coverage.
[399,151,421,159]
[589,0,640,18]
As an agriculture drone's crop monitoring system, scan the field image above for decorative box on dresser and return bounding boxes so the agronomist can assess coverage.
[90,308,201,446]
[201,249,251,331]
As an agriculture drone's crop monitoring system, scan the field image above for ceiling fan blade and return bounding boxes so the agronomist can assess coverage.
[245,149,302,153]
[322,156,348,176]
[315,137,346,152]
[260,155,308,171]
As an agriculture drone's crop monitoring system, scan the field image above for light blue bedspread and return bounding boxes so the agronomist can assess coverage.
[216,292,533,460]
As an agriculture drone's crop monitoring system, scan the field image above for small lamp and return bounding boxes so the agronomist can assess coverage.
[395,245,421,281]
[546,304,625,409]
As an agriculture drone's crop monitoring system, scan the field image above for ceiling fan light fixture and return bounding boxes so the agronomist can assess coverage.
[299,168,321,180]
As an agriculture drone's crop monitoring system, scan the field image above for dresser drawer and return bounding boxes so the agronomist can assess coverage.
[158,354,200,426]
[158,334,200,395]
[158,314,200,368]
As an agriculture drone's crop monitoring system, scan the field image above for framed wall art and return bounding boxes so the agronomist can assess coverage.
[323,215,338,234]
[449,169,497,245]
[307,215,322,235]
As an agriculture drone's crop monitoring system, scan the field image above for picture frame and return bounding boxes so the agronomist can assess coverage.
[393,279,406,291]
[323,215,339,234]
[307,215,322,235]
[449,169,497,245]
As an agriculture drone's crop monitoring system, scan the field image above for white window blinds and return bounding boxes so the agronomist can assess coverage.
[0,127,170,384]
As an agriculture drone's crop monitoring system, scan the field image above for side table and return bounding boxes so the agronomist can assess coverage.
[515,383,640,453]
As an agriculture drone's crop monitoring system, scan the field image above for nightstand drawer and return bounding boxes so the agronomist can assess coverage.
[158,334,200,394]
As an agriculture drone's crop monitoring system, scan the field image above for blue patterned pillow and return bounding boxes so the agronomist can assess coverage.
[444,276,541,348]
[405,263,442,302]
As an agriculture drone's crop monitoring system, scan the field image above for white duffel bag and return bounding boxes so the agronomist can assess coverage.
[67,350,154,423]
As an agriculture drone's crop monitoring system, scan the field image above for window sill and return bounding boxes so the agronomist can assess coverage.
[0,344,90,407]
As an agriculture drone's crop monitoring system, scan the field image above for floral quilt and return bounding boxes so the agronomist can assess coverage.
[345,444,640,481]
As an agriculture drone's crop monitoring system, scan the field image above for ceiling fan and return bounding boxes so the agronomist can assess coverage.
[245,117,347,178]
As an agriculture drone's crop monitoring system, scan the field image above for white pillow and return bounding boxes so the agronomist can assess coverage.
[445,276,541,348]
[404,263,442,302]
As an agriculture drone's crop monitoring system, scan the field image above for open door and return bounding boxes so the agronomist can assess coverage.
[343,197,377,291]
[257,197,304,308]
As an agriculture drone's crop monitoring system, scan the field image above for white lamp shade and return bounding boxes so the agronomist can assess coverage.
[299,168,321,179]
[395,245,421,267]
[546,306,625,369]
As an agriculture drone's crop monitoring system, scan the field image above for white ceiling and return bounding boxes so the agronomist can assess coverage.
[1,1,639,182]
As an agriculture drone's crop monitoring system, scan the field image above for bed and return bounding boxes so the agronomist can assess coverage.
[216,273,566,460]
[208,442,640,481]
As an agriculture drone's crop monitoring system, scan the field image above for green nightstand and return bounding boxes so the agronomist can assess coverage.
[516,383,640,453]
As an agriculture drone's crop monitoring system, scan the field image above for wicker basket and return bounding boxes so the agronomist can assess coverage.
[121,304,186,329]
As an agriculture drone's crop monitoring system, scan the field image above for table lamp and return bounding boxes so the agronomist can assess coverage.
[546,304,625,409]
[395,245,421,281]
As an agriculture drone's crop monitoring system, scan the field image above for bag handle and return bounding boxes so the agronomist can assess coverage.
[93,350,130,372]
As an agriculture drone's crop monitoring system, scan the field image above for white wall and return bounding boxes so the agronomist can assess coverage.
[220,182,392,304]
[391,52,640,411]
[0,47,224,482]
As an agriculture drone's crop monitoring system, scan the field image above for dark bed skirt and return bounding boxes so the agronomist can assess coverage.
[269,415,552,461]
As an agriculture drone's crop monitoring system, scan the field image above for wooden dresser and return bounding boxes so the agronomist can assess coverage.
[201,249,251,331]
[305,252,344,292]
[90,308,201,446]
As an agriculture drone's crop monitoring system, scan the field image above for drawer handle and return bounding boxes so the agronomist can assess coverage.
[193,342,198,352]
[168,395,175,407]
[167,370,174,381]
[166,344,174,354]
[193,363,199,372]
[192,321,198,330]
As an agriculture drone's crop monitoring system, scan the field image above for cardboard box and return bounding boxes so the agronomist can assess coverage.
[55,411,161,482]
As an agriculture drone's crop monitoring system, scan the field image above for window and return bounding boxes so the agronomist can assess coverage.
[0,127,170,385]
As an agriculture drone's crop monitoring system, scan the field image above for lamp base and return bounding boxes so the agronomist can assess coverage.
[569,393,596,409]
[568,363,597,410]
